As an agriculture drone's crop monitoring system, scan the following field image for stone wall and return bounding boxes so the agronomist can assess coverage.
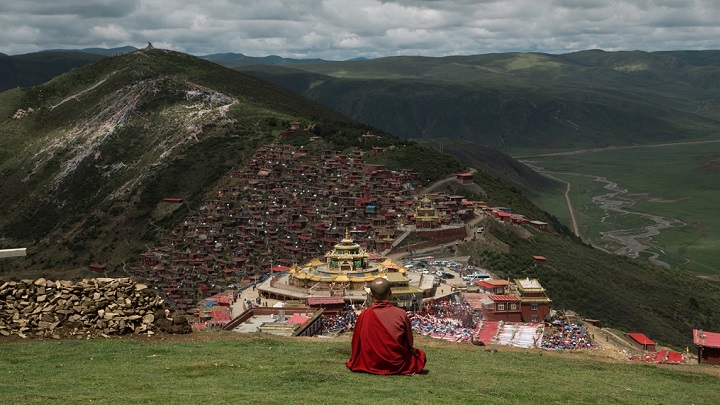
[0,277,190,339]
[393,226,468,253]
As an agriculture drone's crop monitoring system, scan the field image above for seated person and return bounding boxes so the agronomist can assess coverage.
[346,277,426,375]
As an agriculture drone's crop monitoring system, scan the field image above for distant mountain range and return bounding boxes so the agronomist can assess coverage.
[235,50,720,151]
[4,47,719,152]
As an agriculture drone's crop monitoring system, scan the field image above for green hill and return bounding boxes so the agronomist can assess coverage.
[1,334,719,404]
[7,49,720,150]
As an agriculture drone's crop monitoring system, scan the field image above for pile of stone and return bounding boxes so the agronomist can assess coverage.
[0,277,191,339]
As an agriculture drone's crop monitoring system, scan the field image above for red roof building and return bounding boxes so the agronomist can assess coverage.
[476,280,511,295]
[693,329,720,365]
[456,173,474,184]
[286,313,311,326]
[307,296,345,314]
[628,333,656,352]
[494,211,512,223]
[532,255,547,265]
[514,278,551,323]
[483,295,522,322]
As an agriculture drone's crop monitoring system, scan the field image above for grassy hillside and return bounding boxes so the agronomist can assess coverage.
[1,334,719,404]
[415,139,563,198]
[8,49,720,150]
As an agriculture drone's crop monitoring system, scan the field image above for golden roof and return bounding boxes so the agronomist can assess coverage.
[390,286,423,294]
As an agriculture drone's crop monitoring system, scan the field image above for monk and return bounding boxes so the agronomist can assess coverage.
[346,277,426,375]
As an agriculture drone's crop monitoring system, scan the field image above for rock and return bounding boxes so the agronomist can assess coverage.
[0,277,173,339]
[143,314,154,325]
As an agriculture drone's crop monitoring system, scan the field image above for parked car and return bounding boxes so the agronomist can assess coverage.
[463,273,491,282]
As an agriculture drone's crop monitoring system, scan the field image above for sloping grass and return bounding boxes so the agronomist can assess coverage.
[1,334,718,404]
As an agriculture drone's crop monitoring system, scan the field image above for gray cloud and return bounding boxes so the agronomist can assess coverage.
[1,0,718,58]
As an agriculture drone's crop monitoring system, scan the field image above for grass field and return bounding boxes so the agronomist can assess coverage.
[1,333,720,405]
[520,141,720,274]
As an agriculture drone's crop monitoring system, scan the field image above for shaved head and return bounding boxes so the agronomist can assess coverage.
[369,277,391,300]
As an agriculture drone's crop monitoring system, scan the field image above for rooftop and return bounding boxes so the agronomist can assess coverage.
[693,329,720,348]
[516,278,545,291]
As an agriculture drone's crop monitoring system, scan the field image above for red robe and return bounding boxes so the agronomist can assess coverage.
[346,300,426,375]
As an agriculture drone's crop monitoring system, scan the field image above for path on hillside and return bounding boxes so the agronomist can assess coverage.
[385,168,482,260]
[421,168,477,194]
[513,139,720,159]
[537,171,580,237]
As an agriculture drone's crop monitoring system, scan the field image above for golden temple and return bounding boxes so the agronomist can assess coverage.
[289,230,407,290]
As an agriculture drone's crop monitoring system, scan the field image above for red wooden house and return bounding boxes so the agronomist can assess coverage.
[483,295,522,322]
[456,173,474,184]
[476,279,511,295]
[628,333,656,352]
[693,329,720,365]
[532,255,547,266]
[515,278,551,323]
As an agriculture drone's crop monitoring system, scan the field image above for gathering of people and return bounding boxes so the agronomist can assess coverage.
[321,310,357,334]
[541,318,595,350]
[409,298,479,343]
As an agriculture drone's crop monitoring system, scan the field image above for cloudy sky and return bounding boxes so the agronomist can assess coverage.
[1,0,719,59]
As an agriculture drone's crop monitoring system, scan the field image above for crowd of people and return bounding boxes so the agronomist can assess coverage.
[540,318,595,350]
[321,310,358,334]
[322,299,598,351]
[409,298,480,342]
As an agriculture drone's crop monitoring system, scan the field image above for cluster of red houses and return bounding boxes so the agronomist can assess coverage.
[129,144,484,314]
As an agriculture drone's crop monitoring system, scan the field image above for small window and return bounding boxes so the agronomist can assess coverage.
[531,316,539,323]
[497,303,505,311]
[510,303,518,310]
[531,303,539,311]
